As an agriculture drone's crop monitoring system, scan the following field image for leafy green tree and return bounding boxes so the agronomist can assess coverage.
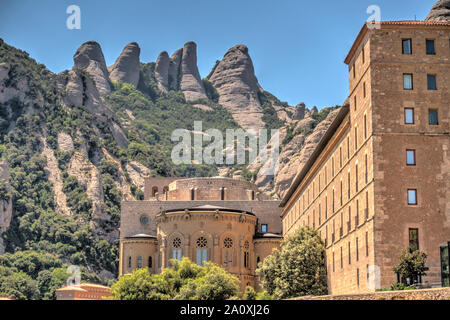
[36,268,68,300]
[110,258,240,300]
[243,286,257,300]
[393,249,428,286]
[0,266,40,300]
[177,262,240,300]
[256,227,327,299]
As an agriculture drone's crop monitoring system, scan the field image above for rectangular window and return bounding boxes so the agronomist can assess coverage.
[357,268,360,286]
[429,109,439,125]
[356,237,359,261]
[402,39,412,54]
[340,247,343,269]
[365,231,369,257]
[404,108,414,124]
[406,150,416,166]
[403,74,413,90]
[354,95,357,110]
[354,127,358,150]
[365,154,368,184]
[261,224,268,233]
[364,115,367,139]
[348,242,351,265]
[362,48,365,64]
[408,189,417,205]
[426,39,436,55]
[332,158,335,176]
[348,206,351,231]
[355,165,359,193]
[353,64,356,79]
[363,82,366,98]
[409,228,419,252]
[427,74,437,90]
[173,249,182,261]
[197,249,207,266]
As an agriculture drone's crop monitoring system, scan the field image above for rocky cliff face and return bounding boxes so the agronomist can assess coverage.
[0,161,12,254]
[73,41,111,95]
[207,44,265,130]
[248,106,341,199]
[426,0,450,22]
[109,42,141,87]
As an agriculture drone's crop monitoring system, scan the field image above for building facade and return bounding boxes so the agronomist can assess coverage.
[281,21,450,295]
[119,177,282,290]
[56,283,111,300]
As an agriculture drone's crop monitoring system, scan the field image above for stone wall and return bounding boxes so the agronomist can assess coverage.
[292,287,450,300]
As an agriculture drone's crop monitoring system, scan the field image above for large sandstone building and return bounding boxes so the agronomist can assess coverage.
[281,20,450,294]
[119,177,282,289]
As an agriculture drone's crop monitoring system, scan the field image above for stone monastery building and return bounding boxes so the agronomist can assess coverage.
[281,20,450,294]
[119,177,282,289]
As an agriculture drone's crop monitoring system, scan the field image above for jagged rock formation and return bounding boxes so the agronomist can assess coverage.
[180,42,208,102]
[293,103,306,120]
[154,51,170,93]
[154,43,207,101]
[0,161,12,254]
[274,108,340,199]
[57,69,114,118]
[248,107,341,198]
[425,0,450,22]
[169,49,183,90]
[109,42,141,87]
[207,44,265,130]
[73,41,111,95]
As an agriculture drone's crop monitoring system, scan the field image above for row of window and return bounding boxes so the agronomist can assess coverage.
[402,38,437,55]
[404,108,439,125]
[128,256,152,269]
[189,188,256,200]
[331,232,370,273]
[403,73,438,90]
[286,151,370,232]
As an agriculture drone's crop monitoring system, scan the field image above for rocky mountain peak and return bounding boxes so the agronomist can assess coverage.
[155,51,170,93]
[293,103,306,120]
[207,44,264,130]
[109,42,141,87]
[180,41,208,102]
[425,0,450,22]
[73,41,111,95]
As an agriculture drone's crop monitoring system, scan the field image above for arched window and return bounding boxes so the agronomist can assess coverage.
[257,256,261,264]
[172,237,182,261]
[190,188,195,200]
[196,237,208,266]
[137,256,142,268]
[243,241,250,269]
[220,187,225,201]
[223,237,233,267]
[251,190,255,200]
[128,256,132,269]
[152,186,158,197]
[148,256,152,268]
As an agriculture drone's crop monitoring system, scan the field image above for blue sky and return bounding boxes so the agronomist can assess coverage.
[0,0,437,109]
